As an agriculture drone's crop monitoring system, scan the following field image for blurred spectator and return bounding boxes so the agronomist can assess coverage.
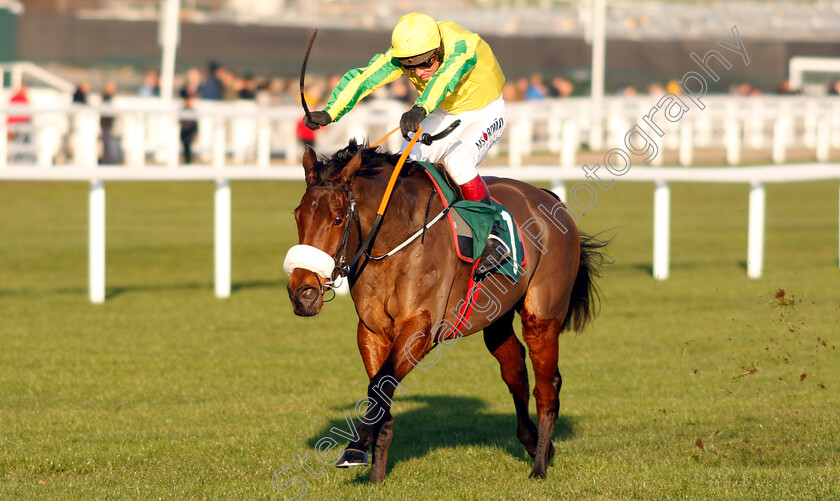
[222,70,239,101]
[239,73,257,100]
[775,79,794,95]
[73,82,90,104]
[525,73,548,100]
[732,82,761,96]
[617,84,638,97]
[255,79,274,107]
[666,79,682,95]
[646,81,666,97]
[502,81,520,101]
[180,94,199,165]
[514,77,529,100]
[180,67,203,99]
[548,77,574,98]
[201,62,224,100]
[828,80,840,96]
[139,70,160,97]
[100,81,121,164]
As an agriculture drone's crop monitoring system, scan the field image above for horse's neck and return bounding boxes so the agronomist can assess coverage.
[354,171,432,241]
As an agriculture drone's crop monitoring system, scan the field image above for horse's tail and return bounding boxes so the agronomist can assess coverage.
[561,233,610,332]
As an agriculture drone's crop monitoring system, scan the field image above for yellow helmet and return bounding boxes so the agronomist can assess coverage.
[391,12,440,58]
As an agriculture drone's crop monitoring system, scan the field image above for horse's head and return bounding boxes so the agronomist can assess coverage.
[284,145,363,316]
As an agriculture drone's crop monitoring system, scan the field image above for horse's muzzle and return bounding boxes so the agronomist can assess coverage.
[288,282,323,317]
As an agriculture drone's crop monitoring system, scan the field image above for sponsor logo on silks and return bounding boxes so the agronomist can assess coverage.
[474,117,505,150]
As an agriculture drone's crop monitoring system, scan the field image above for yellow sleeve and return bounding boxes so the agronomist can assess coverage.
[324,49,404,121]
[414,37,478,114]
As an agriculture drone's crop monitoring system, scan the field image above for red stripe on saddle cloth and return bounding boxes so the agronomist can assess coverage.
[439,260,484,341]
[422,170,528,268]
[423,170,474,262]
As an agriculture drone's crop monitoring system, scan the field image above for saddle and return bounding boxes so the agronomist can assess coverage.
[419,162,526,283]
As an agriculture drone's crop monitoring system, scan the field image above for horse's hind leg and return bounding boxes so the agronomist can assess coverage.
[483,309,539,458]
[521,308,563,479]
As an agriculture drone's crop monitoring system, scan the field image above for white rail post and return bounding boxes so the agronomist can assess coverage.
[679,119,694,166]
[651,134,664,166]
[508,120,524,168]
[588,0,606,152]
[214,178,231,298]
[816,116,830,162]
[257,118,271,168]
[547,117,562,153]
[74,110,99,167]
[653,180,670,280]
[212,120,226,167]
[124,113,146,167]
[560,119,579,167]
[167,114,180,168]
[520,118,534,159]
[89,179,106,304]
[747,181,765,279]
[725,118,741,165]
[284,122,299,166]
[772,116,787,164]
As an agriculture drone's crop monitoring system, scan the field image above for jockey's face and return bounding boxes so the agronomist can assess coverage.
[408,59,440,82]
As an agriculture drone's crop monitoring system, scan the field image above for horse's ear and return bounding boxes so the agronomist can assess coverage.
[336,149,363,187]
[302,145,319,187]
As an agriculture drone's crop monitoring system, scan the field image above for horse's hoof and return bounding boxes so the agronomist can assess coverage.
[528,469,547,480]
[335,448,369,468]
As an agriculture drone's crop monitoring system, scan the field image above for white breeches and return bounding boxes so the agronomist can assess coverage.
[402,96,507,185]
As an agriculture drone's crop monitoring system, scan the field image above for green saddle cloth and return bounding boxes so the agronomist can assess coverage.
[419,162,525,282]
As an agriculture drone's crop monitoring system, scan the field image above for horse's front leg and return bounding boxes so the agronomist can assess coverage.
[336,320,392,468]
[339,313,434,483]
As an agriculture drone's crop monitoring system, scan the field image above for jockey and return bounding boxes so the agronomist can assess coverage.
[304,12,510,264]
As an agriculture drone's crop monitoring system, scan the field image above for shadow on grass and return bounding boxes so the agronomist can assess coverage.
[309,394,575,484]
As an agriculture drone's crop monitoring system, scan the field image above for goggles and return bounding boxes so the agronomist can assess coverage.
[402,56,437,70]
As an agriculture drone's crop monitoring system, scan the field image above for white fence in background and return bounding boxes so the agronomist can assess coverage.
[3,94,840,169]
[2,162,839,303]
[2,95,840,303]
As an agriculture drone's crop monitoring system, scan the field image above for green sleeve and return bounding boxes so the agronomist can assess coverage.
[324,50,404,121]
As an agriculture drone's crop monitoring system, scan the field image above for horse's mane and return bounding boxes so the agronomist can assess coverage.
[316,139,426,184]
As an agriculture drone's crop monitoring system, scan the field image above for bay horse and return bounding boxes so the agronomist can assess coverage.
[285,139,605,483]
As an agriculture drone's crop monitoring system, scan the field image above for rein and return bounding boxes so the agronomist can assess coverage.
[304,121,461,293]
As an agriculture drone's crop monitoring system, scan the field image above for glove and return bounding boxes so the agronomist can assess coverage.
[303,111,332,130]
[400,106,427,136]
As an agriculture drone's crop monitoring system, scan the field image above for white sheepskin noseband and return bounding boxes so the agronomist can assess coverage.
[283,244,336,279]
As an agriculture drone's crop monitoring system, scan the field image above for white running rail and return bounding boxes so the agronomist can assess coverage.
[2,162,839,303]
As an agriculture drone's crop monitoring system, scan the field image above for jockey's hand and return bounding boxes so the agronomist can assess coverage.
[400,106,427,136]
[303,111,332,130]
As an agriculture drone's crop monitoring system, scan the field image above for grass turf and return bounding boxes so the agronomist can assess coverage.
[0,178,838,500]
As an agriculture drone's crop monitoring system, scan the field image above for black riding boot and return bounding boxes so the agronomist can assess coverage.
[473,195,511,281]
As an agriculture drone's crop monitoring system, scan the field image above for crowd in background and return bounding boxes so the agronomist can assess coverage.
[7,60,840,166]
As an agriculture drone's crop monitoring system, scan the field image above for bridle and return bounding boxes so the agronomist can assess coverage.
[303,184,361,298]
[298,121,462,300]
[293,29,461,306]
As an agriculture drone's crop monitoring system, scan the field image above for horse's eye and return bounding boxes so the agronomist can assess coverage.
[333,215,344,226]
